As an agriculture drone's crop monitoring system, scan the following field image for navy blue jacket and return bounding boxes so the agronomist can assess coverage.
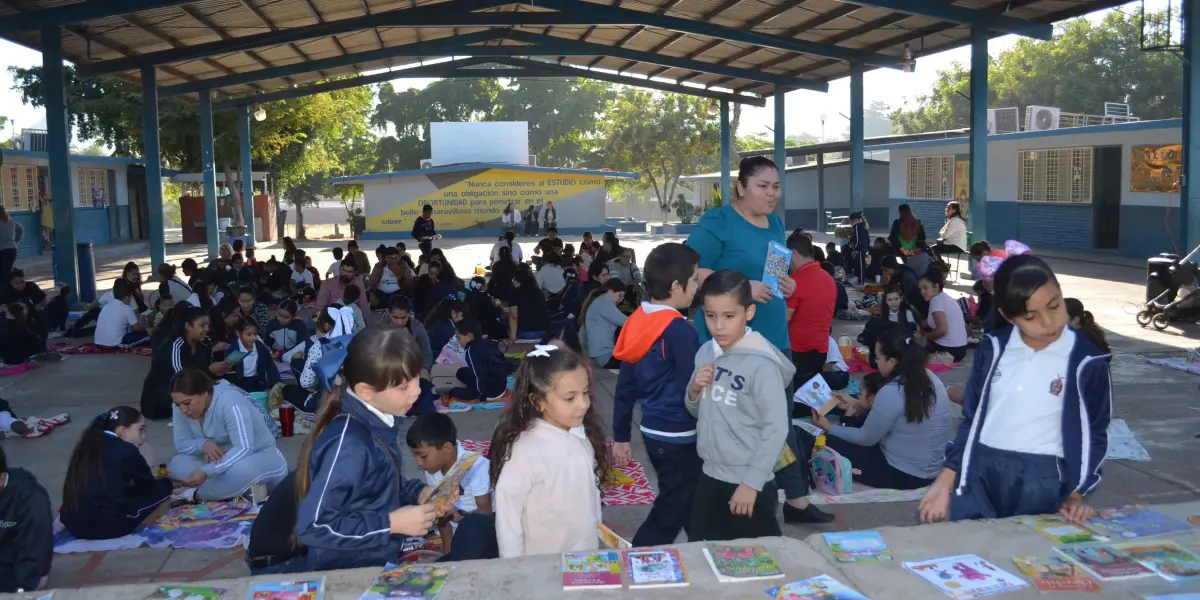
[945,326,1112,498]
[296,390,428,572]
[59,433,173,539]
[849,221,870,253]
[0,468,52,593]
[612,311,699,444]
[411,216,436,241]
[464,337,508,400]
[224,340,282,392]
[426,320,456,362]
[264,318,308,352]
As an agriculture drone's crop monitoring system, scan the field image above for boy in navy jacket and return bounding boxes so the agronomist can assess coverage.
[0,445,52,593]
[611,243,701,547]
[450,317,508,402]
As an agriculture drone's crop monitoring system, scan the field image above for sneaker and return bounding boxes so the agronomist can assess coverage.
[21,419,53,439]
[172,488,198,504]
[783,502,835,524]
[249,484,269,505]
[8,420,29,436]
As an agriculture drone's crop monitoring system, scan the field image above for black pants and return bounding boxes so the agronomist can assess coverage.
[633,436,702,547]
[821,370,850,391]
[67,305,101,337]
[930,243,966,263]
[950,444,1068,521]
[439,513,500,562]
[600,356,621,369]
[794,420,933,490]
[281,384,320,414]
[773,422,812,501]
[690,472,779,542]
[0,248,15,303]
[927,341,967,362]
[790,349,827,418]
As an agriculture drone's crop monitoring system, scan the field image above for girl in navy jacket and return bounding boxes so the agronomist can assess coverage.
[449,317,508,402]
[294,326,453,572]
[263,300,309,353]
[224,318,281,393]
[423,297,466,362]
[60,406,173,540]
[919,254,1111,524]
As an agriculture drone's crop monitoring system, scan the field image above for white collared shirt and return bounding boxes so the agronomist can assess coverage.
[238,338,258,378]
[348,390,395,427]
[979,328,1075,457]
[423,444,492,518]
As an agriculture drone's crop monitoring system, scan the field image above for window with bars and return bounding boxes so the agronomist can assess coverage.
[0,166,38,211]
[77,168,111,208]
[1017,147,1093,203]
[905,156,954,199]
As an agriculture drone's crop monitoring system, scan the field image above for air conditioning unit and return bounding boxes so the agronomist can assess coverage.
[1024,106,1061,132]
[988,108,1020,134]
[419,159,434,169]
[527,155,537,166]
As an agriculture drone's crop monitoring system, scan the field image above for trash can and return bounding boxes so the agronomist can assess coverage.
[76,242,97,304]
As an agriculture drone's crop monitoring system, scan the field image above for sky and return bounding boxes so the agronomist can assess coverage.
[0,0,1160,147]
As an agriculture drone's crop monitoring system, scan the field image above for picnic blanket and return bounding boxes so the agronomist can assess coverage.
[0,362,38,377]
[848,356,959,375]
[1140,355,1200,376]
[1107,418,1151,461]
[59,342,153,357]
[435,398,507,413]
[459,438,658,506]
[52,501,259,554]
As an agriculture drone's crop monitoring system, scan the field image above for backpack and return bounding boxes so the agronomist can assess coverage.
[811,446,854,495]
[313,332,358,392]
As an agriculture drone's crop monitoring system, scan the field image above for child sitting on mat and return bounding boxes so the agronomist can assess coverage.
[263,300,307,353]
[448,317,507,404]
[223,318,280,393]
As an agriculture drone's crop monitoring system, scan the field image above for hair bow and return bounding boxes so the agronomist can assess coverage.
[977,240,1031,281]
[327,306,354,338]
[526,344,559,358]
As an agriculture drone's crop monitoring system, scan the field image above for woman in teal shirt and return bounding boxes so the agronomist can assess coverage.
[686,156,795,352]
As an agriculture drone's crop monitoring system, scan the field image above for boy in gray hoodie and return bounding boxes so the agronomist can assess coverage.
[685,270,793,541]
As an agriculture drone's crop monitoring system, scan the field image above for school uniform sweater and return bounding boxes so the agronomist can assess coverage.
[612,303,699,444]
[172,380,282,478]
[264,318,308,352]
[141,337,214,420]
[296,390,427,572]
[224,339,281,392]
[463,337,508,400]
[0,468,52,594]
[944,326,1112,498]
[60,433,173,540]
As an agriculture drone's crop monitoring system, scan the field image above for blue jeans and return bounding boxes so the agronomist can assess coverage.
[633,435,702,546]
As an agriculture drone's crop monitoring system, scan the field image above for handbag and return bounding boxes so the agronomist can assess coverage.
[811,446,853,495]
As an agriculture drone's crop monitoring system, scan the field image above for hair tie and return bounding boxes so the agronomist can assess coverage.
[527,344,559,358]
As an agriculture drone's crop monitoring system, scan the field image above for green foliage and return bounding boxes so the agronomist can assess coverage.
[891,10,1183,133]
[673,192,700,224]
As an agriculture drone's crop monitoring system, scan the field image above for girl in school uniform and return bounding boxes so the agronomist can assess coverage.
[294,327,456,572]
[280,308,349,414]
[464,276,506,340]
[424,297,467,363]
[507,267,550,343]
[262,300,307,353]
[224,318,281,393]
[919,253,1112,524]
[491,345,611,557]
[60,406,173,540]
[235,287,271,332]
[140,307,233,420]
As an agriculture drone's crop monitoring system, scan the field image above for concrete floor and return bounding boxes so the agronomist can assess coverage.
[3,232,1200,591]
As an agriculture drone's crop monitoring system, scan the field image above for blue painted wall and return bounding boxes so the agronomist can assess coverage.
[785,209,821,231]
[903,200,946,238]
[13,212,40,257]
[1017,203,1093,251]
[75,208,111,245]
[987,203,1019,242]
[1119,205,1178,258]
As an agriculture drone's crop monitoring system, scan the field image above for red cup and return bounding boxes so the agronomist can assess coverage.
[280,405,295,437]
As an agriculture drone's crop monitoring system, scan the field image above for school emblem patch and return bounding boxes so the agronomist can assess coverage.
[1049,376,1064,397]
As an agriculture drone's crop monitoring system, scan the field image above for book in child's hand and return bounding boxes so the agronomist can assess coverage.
[792,374,837,415]
[903,554,1028,599]
[623,548,689,588]
[1116,541,1200,582]
[1011,556,1102,592]
[764,574,871,600]
[562,551,623,590]
[145,587,226,599]
[425,453,480,513]
[1086,505,1194,540]
[359,563,452,599]
[597,522,631,549]
[1020,514,1102,544]
[1054,543,1155,580]
[222,350,249,366]
[762,240,792,299]
[703,544,785,583]
[823,531,893,563]
[245,578,324,600]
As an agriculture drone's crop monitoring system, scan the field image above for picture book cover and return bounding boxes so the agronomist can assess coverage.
[1054,543,1155,580]
[359,563,452,599]
[1117,541,1200,582]
[1011,556,1102,592]
[222,350,249,366]
[903,554,1028,600]
[425,452,480,513]
[597,522,631,550]
[1086,505,1194,540]
[762,241,792,299]
[1020,515,1101,544]
[792,374,837,415]
[764,574,871,600]
[145,588,227,600]
[623,548,689,588]
[245,578,324,600]
[562,551,623,589]
[703,544,785,583]
[824,531,893,563]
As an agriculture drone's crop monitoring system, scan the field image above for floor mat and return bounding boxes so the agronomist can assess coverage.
[1140,355,1200,376]
[52,501,258,554]
[1107,418,1151,461]
[779,483,929,506]
[435,399,506,413]
[459,439,658,506]
[59,342,153,357]
[0,362,38,377]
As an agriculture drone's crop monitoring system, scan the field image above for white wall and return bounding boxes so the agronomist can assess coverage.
[785,162,890,211]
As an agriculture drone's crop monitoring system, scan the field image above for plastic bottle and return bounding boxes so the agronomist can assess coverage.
[838,334,853,362]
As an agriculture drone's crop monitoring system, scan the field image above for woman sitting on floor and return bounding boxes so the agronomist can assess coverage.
[918,269,969,363]
[1,302,45,365]
[140,306,233,420]
[59,406,173,540]
[223,317,281,393]
[234,287,271,331]
[169,368,289,503]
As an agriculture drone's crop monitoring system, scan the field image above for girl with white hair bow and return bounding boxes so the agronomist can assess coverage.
[279,307,355,415]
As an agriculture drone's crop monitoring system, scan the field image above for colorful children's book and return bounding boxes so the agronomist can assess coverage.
[903,554,1028,599]
[623,548,689,589]
[1117,541,1200,582]
[762,240,792,299]
[425,452,480,513]
[359,563,451,599]
[1020,515,1102,544]
[703,544,785,583]
[597,522,631,549]
[1086,505,1194,540]
[792,374,837,415]
[764,574,871,600]
[823,531,893,563]
[1054,543,1156,580]
[1011,556,1102,592]
[562,551,623,590]
[145,587,227,599]
[245,578,324,600]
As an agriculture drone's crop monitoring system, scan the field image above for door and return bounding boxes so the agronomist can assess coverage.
[1092,146,1122,250]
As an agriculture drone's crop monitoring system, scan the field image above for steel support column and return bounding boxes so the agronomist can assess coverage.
[237,105,256,246]
[849,63,865,213]
[199,90,220,258]
[1183,0,1200,251]
[817,152,826,232]
[42,26,77,295]
[774,90,787,224]
[141,66,166,270]
[719,99,731,209]
[968,27,989,241]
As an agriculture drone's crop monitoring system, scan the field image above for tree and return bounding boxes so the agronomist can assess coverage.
[372,78,501,171]
[73,139,109,156]
[891,10,1183,133]
[843,100,895,138]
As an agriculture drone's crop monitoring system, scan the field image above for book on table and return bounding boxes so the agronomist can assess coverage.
[1054,542,1156,581]
[145,586,226,599]
[1011,556,1102,592]
[764,574,871,600]
[903,554,1028,599]
[1085,505,1194,540]
[244,578,324,600]
[622,547,689,588]
[1020,514,1101,544]
[702,543,785,583]
[823,531,893,563]
[1115,540,1200,582]
[358,563,452,599]
[562,550,623,590]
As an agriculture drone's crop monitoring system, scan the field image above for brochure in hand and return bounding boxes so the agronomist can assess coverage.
[762,241,793,299]
[425,452,480,513]
[793,374,838,415]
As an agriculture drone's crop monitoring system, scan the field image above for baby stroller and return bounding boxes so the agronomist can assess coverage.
[1137,247,1200,331]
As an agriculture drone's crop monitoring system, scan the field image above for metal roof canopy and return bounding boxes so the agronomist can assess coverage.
[0,0,1128,105]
